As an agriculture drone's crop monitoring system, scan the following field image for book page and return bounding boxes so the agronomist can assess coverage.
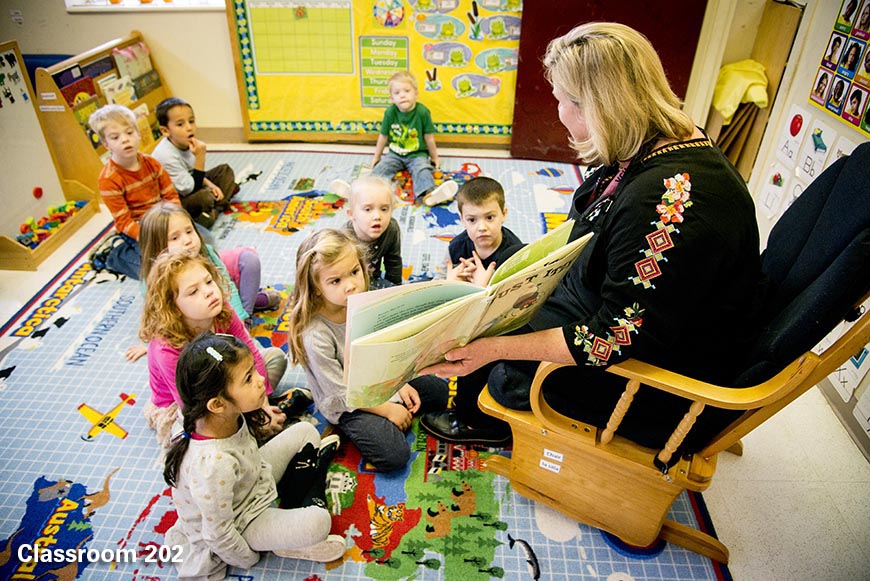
[346,280,482,343]
[489,219,575,285]
[345,296,488,408]
[474,232,592,338]
[345,221,590,407]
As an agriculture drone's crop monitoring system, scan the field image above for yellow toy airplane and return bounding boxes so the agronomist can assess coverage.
[78,392,136,441]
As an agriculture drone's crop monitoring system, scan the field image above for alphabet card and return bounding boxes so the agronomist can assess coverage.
[758,161,792,220]
[796,117,837,183]
[775,104,811,167]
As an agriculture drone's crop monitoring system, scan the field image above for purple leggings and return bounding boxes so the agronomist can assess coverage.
[236,249,261,316]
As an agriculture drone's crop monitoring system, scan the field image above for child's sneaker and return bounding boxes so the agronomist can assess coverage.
[274,534,346,562]
[422,179,458,206]
[88,234,123,273]
[318,434,341,465]
[330,179,351,199]
[273,387,314,417]
[253,289,282,312]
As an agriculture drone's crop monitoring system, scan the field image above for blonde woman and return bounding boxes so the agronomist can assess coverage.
[421,23,764,452]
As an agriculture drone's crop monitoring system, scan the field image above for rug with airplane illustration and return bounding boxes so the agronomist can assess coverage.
[0,150,731,580]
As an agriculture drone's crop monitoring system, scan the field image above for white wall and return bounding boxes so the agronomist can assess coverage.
[0,4,242,129]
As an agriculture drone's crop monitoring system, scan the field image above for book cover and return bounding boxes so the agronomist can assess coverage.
[101,75,137,106]
[60,76,97,107]
[344,220,592,407]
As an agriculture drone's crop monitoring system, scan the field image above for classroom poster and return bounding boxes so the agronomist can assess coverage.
[228,0,522,145]
[807,0,870,137]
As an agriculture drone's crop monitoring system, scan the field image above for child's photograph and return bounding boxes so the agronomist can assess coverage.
[826,77,848,113]
[837,0,860,31]
[853,43,870,88]
[810,68,832,105]
[842,84,869,125]
[851,0,870,39]
[837,38,866,78]
[823,32,848,69]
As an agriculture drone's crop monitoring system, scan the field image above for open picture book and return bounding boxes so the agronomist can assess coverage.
[344,220,592,407]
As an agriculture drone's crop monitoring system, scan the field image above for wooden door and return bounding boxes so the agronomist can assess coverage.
[510,1,708,162]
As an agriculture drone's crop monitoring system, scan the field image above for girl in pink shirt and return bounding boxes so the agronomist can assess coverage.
[139,252,286,446]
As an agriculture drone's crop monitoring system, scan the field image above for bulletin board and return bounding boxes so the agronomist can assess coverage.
[806,0,870,137]
[226,0,521,145]
[0,40,67,240]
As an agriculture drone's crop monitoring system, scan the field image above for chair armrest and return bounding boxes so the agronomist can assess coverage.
[605,354,820,410]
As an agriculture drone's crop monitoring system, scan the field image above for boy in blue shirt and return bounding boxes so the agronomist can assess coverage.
[372,71,457,206]
[445,177,523,285]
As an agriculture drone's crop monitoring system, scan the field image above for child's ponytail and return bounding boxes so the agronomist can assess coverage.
[162,332,250,487]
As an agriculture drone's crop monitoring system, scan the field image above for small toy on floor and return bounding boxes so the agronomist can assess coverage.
[16,200,88,249]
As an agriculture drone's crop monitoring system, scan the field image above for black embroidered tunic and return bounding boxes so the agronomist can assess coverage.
[532,138,764,449]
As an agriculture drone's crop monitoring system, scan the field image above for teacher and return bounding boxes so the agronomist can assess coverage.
[420,22,764,451]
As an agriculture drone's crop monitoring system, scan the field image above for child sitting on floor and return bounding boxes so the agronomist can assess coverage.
[88,104,181,279]
[286,229,448,472]
[152,97,239,229]
[344,175,403,289]
[443,176,524,285]
[371,71,458,206]
[141,202,281,322]
[163,333,345,579]
[139,252,286,447]
[124,202,284,363]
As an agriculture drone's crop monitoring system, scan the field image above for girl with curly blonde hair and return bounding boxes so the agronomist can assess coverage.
[140,252,286,446]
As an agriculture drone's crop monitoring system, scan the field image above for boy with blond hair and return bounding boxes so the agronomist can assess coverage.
[372,71,457,206]
[88,104,180,279]
[444,176,523,285]
[345,175,403,288]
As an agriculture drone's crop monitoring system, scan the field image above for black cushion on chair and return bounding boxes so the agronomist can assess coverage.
[736,142,870,387]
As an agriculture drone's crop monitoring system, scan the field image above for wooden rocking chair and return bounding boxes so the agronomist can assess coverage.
[478,142,870,564]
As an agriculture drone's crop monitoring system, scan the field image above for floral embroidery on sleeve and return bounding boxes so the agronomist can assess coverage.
[574,303,645,365]
[630,173,693,289]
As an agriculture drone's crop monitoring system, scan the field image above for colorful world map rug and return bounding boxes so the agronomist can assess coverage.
[0,150,730,580]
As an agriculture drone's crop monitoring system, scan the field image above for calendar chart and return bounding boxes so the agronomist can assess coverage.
[250,1,354,74]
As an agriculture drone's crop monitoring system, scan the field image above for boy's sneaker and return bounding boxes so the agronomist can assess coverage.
[422,180,458,206]
[88,234,123,273]
[274,534,346,562]
[330,179,351,199]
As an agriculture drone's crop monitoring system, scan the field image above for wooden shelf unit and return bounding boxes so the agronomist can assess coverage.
[33,30,171,201]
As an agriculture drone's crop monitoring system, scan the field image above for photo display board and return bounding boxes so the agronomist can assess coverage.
[227,0,521,144]
[807,0,870,137]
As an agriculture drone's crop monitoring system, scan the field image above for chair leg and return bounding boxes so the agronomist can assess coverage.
[660,519,729,564]
[484,454,510,478]
[725,440,744,456]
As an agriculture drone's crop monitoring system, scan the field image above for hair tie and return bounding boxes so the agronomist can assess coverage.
[206,346,223,362]
[181,431,191,439]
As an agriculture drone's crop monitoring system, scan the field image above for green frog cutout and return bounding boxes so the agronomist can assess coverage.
[389,124,421,155]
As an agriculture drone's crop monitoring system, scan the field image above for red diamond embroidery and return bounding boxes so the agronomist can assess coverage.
[646,228,674,254]
[590,337,613,361]
[634,256,662,281]
[611,325,631,345]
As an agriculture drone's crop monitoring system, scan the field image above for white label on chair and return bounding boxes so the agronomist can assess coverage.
[543,448,563,462]
[540,459,561,473]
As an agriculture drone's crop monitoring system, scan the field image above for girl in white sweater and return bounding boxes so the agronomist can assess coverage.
[163,332,344,580]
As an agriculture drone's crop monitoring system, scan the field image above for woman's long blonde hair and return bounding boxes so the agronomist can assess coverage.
[543,22,695,166]
[139,252,232,347]
[287,228,369,368]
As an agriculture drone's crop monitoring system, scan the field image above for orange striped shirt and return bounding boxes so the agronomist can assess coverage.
[98,153,180,240]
